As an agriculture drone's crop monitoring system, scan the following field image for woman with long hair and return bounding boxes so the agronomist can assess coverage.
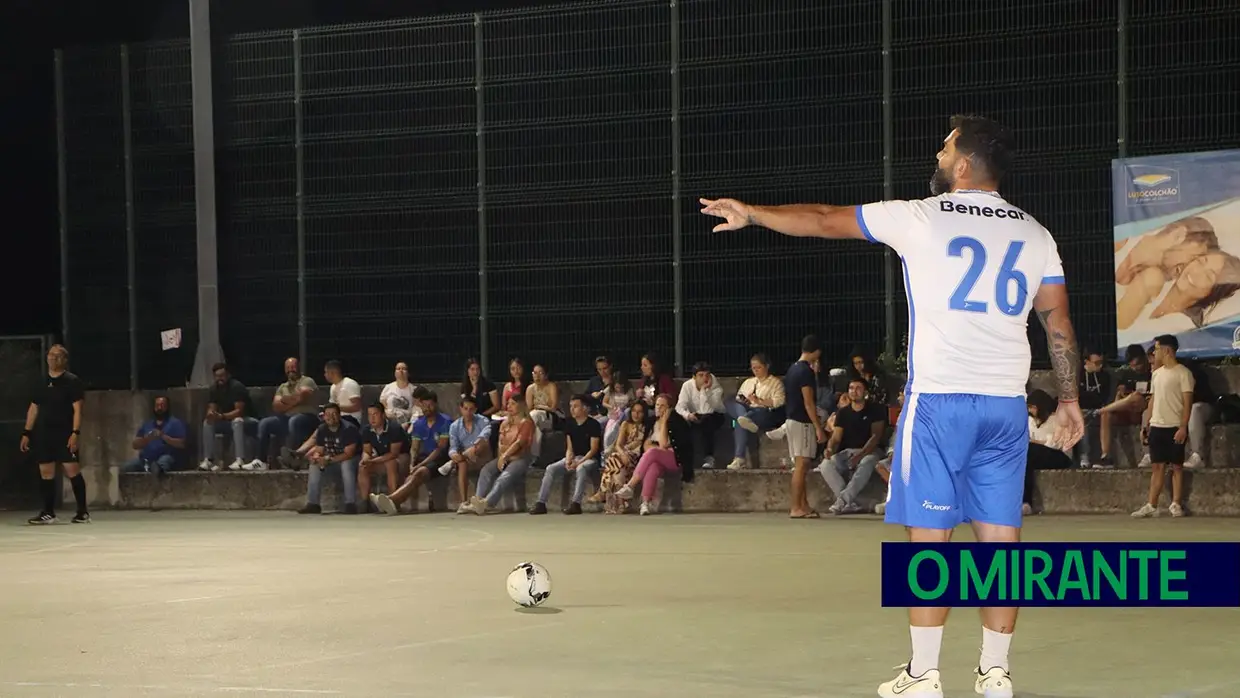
[526,363,562,432]
[458,358,500,419]
[592,400,648,514]
[501,358,526,408]
[638,352,677,411]
[848,349,890,406]
[465,395,536,515]
[616,394,679,515]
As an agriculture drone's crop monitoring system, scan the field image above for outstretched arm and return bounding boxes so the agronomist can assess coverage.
[700,198,865,240]
[1032,283,1079,402]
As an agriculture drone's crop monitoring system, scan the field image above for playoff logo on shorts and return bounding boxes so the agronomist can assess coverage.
[921,500,952,512]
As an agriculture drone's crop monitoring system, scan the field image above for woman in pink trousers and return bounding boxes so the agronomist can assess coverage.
[616,394,679,515]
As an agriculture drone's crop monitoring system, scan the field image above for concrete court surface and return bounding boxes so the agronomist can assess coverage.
[0,511,1237,698]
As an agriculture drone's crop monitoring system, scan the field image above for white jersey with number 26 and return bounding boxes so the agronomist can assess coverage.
[856,189,1065,398]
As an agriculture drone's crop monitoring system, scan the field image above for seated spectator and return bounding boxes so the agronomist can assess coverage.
[818,378,886,514]
[872,392,903,515]
[442,395,493,513]
[638,352,677,413]
[526,363,562,432]
[122,395,187,474]
[464,395,536,515]
[357,401,411,513]
[374,390,452,515]
[676,362,726,469]
[379,361,420,429]
[1024,389,1073,515]
[296,403,361,515]
[616,394,680,515]
[531,395,603,515]
[460,357,501,453]
[251,357,319,471]
[198,362,258,472]
[592,400,649,514]
[726,353,786,470]
[848,349,892,406]
[585,355,615,417]
[601,370,636,449]
[324,359,363,428]
[1095,344,1151,467]
[1075,348,1112,467]
[501,357,526,409]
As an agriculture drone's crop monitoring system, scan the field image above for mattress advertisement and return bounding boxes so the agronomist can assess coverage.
[1113,149,1240,357]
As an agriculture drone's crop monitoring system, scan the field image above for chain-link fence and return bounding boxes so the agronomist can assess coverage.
[55,0,1240,387]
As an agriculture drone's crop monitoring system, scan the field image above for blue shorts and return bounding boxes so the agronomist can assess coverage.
[884,393,1028,529]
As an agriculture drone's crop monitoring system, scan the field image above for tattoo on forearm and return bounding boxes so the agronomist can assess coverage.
[1036,306,1080,401]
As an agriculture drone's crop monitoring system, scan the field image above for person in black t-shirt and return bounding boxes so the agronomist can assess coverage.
[531,395,604,515]
[819,378,887,514]
[781,335,826,519]
[296,403,361,515]
[357,402,412,512]
[20,344,89,525]
[199,362,259,471]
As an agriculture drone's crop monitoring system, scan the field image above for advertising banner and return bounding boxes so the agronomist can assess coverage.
[1113,149,1240,357]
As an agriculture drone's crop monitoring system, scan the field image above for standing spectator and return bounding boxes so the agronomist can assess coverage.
[296,403,361,515]
[818,378,887,514]
[675,362,726,469]
[726,353,787,470]
[357,402,411,512]
[122,395,187,474]
[21,344,89,525]
[465,396,536,515]
[379,361,420,428]
[1183,359,1215,469]
[1133,335,1195,518]
[198,362,258,472]
[526,363,563,432]
[251,357,319,471]
[531,395,603,515]
[324,360,363,428]
[784,335,826,519]
[1074,349,1112,467]
[443,395,493,513]
[592,401,649,514]
[585,355,615,417]
[615,394,679,515]
[375,389,453,515]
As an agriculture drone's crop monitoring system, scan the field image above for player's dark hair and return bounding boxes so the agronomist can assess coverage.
[800,334,821,354]
[750,352,770,367]
[1083,347,1104,361]
[849,378,869,391]
[1154,334,1179,352]
[1026,389,1058,425]
[324,359,343,372]
[1123,344,1147,363]
[950,114,1014,184]
[412,385,432,400]
[691,361,712,375]
[459,395,478,408]
[211,362,228,373]
[594,355,611,366]
[422,390,439,404]
[570,394,588,405]
[367,401,384,414]
[323,402,341,413]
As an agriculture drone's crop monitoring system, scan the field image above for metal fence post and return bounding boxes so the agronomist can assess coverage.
[881,0,896,360]
[670,0,683,377]
[121,44,138,391]
[1117,0,1128,159]
[475,12,489,371]
[294,30,307,369]
[54,50,69,349]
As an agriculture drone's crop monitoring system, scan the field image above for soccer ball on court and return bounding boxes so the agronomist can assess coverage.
[506,562,552,607]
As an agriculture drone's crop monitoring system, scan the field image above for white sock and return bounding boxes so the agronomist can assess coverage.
[908,625,943,677]
[980,626,1013,672]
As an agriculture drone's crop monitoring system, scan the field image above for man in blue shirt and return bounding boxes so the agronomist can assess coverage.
[122,396,187,474]
[374,389,452,515]
[443,395,493,514]
[358,401,412,513]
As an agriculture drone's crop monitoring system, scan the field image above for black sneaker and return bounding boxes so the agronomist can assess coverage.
[563,502,583,515]
[72,512,91,524]
[27,512,56,525]
[297,503,322,515]
[1093,455,1114,469]
[342,503,358,515]
[528,502,548,515]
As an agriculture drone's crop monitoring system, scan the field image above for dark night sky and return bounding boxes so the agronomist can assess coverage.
[0,0,561,338]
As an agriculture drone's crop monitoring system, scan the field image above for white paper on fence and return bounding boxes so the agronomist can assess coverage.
[160,328,183,351]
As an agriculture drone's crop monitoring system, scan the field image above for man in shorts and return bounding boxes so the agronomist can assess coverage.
[1132,335,1194,518]
[21,344,90,525]
[783,334,826,519]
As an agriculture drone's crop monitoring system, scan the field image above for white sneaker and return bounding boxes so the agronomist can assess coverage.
[639,501,655,516]
[700,456,715,469]
[455,501,471,514]
[874,502,886,515]
[726,457,747,470]
[1138,453,1152,469]
[1021,503,1032,516]
[736,416,759,433]
[974,666,1013,698]
[198,459,212,471]
[615,485,635,500]
[766,424,787,441]
[878,665,943,698]
[1169,502,1184,517]
[469,495,488,516]
[1131,503,1158,518]
[1185,452,1203,469]
[209,462,223,472]
[438,461,455,477]
[375,494,399,516]
[227,458,244,471]
[828,498,846,515]
[241,459,267,471]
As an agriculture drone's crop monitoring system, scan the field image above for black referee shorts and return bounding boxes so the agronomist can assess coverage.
[33,430,77,465]
[1147,426,1185,466]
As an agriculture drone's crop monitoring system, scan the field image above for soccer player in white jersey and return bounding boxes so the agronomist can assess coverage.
[702,115,1085,698]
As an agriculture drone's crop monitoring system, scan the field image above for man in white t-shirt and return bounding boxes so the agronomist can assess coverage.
[1133,334,1195,519]
[324,360,363,428]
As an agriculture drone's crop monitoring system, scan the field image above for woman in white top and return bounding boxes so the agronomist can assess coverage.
[379,361,420,428]
[1024,389,1074,515]
[725,353,787,470]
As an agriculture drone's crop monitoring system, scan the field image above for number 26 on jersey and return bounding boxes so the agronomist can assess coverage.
[947,237,1027,316]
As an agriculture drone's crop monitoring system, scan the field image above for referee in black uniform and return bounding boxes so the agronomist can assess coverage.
[19,344,89,524]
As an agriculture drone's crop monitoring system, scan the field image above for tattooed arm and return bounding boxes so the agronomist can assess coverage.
[1033,282,1080,401]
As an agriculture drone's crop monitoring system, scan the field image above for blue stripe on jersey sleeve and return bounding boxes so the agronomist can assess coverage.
[856,206,877,243]
[1041,276,1066,285]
